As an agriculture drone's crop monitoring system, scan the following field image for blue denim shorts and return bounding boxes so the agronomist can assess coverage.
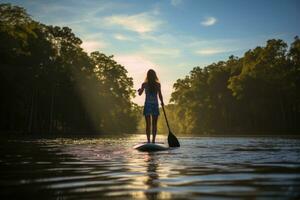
[143,102,159,116]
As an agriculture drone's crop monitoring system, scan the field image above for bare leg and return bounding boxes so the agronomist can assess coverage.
[152,115,158,143]
[145,115,151,143]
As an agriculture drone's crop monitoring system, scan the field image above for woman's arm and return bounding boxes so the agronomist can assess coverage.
[138,83,145,96]
[158,83,164,105]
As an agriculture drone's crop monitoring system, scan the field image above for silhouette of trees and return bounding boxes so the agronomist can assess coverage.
[0,4,138,134]
[170,38,300,135]
[1,3,299,136]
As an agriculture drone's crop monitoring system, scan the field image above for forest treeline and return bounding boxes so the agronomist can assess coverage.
[1,4,299,136]
[157,37,299,135]
[0,4,139,134]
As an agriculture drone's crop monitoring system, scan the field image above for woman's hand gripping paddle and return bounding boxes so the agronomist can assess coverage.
[161,104,180,147]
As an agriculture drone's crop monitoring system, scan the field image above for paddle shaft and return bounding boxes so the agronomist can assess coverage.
[161,105,171,132]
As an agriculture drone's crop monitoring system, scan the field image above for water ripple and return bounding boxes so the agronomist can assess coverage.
[0,135,300,199]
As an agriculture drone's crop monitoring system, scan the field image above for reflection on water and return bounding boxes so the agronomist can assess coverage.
[0,135,300,199]
[145,154,159,200]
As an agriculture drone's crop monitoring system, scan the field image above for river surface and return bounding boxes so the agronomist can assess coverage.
[0,135,300,199]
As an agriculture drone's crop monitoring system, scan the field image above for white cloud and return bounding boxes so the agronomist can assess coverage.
[32,1,131,27]
[81,40,107,53]
[171,0,183,6]
[114,33,133,41]
[188,38,239,47]
[103,12,163,33]
[201,17,217,26]
[190,38,242,56]
[195,48,229,55]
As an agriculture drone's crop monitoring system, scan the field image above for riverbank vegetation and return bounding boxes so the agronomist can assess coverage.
[0,4,139,134]
[162,37,300,135]
[1,4,299,136]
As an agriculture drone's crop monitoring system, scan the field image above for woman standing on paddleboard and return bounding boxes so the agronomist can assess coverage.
[138,69,164,143]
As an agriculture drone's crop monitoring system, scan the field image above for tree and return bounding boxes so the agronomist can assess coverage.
[0,3,138,134]
[171,38,300,135]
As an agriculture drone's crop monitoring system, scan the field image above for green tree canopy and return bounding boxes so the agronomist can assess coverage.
[170,38,300,135]
[0,3,138,134]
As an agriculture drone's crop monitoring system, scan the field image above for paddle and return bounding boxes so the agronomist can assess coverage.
[161,104,180,147]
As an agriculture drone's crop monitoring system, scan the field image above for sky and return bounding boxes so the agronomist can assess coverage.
[2,0,300,105]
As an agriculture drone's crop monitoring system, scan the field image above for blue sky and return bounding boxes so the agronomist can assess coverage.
[2,0,300,105]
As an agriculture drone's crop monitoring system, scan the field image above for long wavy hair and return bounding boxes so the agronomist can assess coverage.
[145,69,159,93]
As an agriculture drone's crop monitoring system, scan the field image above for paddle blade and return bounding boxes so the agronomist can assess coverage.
[168,131,180,147]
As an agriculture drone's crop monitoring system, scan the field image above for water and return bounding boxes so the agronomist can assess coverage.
[0,135,300,199]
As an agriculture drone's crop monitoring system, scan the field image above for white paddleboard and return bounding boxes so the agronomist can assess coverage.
[134,143,169,152]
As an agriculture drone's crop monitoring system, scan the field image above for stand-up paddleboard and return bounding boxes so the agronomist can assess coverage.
[134,143,169,152]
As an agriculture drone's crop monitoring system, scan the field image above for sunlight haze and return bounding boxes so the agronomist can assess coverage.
[4,0,300,105]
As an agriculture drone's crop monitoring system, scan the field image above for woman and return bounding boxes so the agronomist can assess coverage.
[138,69,164,143]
